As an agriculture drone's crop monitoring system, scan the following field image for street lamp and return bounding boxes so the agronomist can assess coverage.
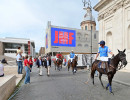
[82,0,93,67]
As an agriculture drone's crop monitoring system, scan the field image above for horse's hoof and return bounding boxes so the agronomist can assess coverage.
[106,87,108,90]
[110,92,114,95]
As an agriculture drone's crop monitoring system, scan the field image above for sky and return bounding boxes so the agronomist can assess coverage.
[0,0,99,52]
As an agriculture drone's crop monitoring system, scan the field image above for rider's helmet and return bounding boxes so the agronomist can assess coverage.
[98,40,105,45]
[71,50,74,53]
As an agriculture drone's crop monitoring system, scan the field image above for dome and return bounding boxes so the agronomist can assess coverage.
[83,14,95,21]
[83,7,95,22]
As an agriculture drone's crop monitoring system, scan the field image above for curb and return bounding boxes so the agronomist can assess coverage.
[102,77,130,87]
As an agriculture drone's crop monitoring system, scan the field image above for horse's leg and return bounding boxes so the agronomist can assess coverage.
[99,73,104,88]
[55,64,56,70]
[91,67,96,85]
[68,64,70,71]
[108,74,114,94]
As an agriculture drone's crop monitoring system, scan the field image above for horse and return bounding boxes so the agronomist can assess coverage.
[55,56,63,71]
[53,59,57,70]
[91,49,127,94]
[68,55,78,74]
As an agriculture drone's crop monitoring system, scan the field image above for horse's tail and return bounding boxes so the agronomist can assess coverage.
[91,61,96,78]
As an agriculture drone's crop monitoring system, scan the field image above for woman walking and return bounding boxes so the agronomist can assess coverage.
[24,55,31,84]
[29,56,33,72]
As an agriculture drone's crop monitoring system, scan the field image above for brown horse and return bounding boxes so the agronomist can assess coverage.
[91,49,127,94]
[53,59,57,70]
[54,56,63,71]
[68,55,78,74]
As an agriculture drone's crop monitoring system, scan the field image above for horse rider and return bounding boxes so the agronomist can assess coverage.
[56,52,62,62]
[95,40,114,72]
[70,50,75,63]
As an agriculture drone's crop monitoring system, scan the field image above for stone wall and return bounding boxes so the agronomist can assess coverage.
[0,42,4,55]
[45,25,99,54]
[94,0,130,69]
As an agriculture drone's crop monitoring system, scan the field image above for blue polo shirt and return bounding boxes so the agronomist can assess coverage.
[70,53,75,58]
[98,46,111,57]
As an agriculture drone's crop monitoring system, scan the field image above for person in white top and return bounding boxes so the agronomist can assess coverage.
[0,62,4,77]
[16,53,23,74]
[0,59,8,77]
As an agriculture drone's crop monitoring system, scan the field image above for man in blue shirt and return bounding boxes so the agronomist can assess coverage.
[95,40,114,74]
[16,53,23,74]
[95,40,114,61]
[70,50,75,63]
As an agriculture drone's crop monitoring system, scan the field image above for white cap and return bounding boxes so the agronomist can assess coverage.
[71,50,73,51]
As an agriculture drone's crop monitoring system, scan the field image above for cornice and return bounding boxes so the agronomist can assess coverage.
[94,0,112,11]
[97,0,130,21]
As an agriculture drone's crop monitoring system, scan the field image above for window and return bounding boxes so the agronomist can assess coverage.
[4,43,22,49]
[85,26,87,30]
[78,44,82,47]
[84,44,88,47]
[91,26,93,30]
[94,34,96,39]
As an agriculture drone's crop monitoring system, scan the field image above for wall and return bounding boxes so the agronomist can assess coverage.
[0,42,4,55]
[45,25,99,54]
[95,0,130,69]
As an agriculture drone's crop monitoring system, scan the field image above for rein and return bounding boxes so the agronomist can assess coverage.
[110,55,125,71]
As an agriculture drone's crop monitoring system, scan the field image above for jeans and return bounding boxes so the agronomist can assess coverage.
[24,66,30,84]
[30,65,33,72]
[17,61,23,74]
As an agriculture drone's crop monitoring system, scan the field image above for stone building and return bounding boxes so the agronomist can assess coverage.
[0,37,35,58]
[94,0,130,69]
[39,47,45,56]
[45,6,99,55]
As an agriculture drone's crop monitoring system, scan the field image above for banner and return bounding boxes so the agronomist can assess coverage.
[51,27,76,47]
[46,34,48,49]
[28,41,30,55]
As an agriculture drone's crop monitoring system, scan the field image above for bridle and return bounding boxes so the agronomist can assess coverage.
[110,55,126,71]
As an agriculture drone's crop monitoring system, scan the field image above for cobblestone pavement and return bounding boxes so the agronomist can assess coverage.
[12,66,130,100]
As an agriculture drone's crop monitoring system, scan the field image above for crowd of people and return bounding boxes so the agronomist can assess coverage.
[0,46,52,84]
[0,40,114,84]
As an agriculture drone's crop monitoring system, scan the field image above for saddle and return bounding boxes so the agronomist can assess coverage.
[98,61,110,73]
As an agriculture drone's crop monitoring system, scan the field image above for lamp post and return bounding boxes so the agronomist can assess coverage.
[82,0,93,67]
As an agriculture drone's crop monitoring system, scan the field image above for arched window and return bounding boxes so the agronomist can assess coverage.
[84,33,88,40]
[85,26,87,30]
[77,32,82,40]
[78,44,82,47]
[84,44,88,47]
[106,32,112,50]
[128,26,130,49]
[94,34,96,39]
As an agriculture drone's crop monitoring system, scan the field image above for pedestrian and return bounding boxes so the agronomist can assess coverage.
[0,59,8,77]
[16,47,23,56]
[64,58,67,66]
[24,55,31,84]
[16,52,23,74]
[36,56,43,76]
[33,57,37,67]
[44,56,51,76]
[29,56,33,72]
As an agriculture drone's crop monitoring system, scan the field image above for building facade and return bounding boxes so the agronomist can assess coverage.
[45,23,98,55]
[94,0,130,69]
[39,47,45,56]
[0,37,35,58]
[45,5,99,56]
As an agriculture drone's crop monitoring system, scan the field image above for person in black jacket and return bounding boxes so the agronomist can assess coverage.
[36,56,43,76]
[44,56,51,76]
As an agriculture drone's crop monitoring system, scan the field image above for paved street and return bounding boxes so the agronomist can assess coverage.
[12,65,130,100]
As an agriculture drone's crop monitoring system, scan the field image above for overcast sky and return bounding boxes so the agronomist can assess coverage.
[0,0,99,52]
